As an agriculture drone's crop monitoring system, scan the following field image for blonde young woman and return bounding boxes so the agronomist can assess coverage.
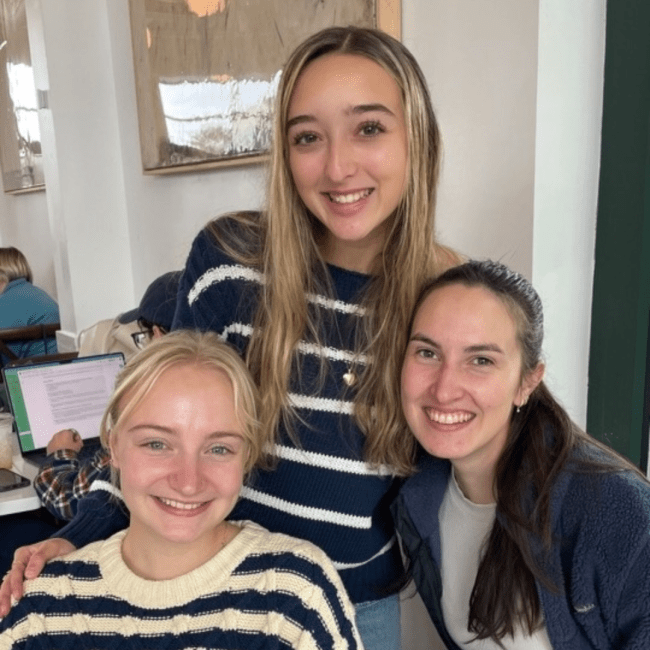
[0,27,458,649]
[0,331,362,649]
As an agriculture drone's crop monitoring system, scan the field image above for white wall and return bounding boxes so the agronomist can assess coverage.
[0,2,606,648]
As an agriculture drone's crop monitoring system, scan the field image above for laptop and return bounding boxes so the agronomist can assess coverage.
[1,353,125,466]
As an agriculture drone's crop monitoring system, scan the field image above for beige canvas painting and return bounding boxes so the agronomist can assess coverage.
[129,0,400,173]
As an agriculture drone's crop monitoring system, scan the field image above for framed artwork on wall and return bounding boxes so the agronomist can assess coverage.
[0,0,44,194]
[128,0,401,174]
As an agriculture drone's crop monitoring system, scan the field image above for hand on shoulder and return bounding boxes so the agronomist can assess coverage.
[0,538,76,617]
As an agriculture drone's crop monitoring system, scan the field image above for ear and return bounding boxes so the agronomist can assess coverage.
[516,363,545,407]
[108,430,120,469]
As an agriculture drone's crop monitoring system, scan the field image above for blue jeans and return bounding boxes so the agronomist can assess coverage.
[354,594,401,650]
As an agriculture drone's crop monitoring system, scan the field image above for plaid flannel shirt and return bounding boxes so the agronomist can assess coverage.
[34,448,111,521]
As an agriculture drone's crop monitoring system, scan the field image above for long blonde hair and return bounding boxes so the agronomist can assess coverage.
[209,27,459,462]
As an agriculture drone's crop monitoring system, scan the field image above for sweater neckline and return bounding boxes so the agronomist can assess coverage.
[98,522,256,606]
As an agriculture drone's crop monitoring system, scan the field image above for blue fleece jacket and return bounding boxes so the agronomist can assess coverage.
[391,450,650,649]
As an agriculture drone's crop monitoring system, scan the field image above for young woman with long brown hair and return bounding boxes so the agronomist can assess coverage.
[390,260,650,649]
[0,27,458,649]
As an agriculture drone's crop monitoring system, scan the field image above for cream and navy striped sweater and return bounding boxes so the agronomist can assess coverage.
[0,522,362,649]
[56,219,403,604]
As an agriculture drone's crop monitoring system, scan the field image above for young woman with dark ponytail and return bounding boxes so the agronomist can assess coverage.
[387,260,650,649]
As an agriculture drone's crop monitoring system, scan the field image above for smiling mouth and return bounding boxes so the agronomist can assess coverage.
[156,496,208,510]
[326,189,373,204]
[425,409,474,425]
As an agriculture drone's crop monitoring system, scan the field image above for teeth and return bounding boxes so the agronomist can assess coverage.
[426,409,473,425]
[329,189,371,204]
[158,497,205,510]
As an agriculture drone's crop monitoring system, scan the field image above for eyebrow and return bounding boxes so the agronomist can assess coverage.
[408,333,504,355]
[286,103,396,131]
[127,425,243,440]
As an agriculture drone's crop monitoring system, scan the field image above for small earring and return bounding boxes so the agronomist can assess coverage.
[515,405,521,414]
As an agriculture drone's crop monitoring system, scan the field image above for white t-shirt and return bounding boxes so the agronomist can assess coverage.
[439,472,553,649]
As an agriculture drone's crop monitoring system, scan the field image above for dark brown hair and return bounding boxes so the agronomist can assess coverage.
[408,260,645,643]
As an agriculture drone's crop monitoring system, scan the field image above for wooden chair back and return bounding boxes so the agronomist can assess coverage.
[0,323,61,362]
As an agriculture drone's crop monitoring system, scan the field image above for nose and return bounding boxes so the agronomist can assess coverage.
[169,453,204,495]
[325,135,356,182]
[430,362,463,404]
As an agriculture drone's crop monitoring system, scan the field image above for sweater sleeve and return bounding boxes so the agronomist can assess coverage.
[562,470,650,649]
[53,479,129,549]
[173,227,236,332]
[290,547,364,650]
[613,535,650,648]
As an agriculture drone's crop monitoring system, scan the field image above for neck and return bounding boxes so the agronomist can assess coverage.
[319,234,385,275]
[121,522,238,580]
[452,461,496,505]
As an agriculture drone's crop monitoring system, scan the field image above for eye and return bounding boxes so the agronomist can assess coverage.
[291,131,319,146]
[415,347,438,360]
[143,440,167,451]
[471,356,494,367]
[208,445,230,456]
[359,120,385,137]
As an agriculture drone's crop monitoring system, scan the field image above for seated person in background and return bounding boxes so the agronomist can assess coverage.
[0,330,362,649]
[0,247,59,366]
[76,270,181,359]
[34,270,181,521]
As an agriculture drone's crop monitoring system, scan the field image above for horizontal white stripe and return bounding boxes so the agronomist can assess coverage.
[187,263,366,317]
[307,292,366,316]
[333,536,397,571]
[275,444,394,477]
[13,609,307,644]
[220,322,253,341]
[297,340,368,365]
[220,326,366,367]
[88,479,123,501]
[188,265,264,306]
[289,393,354,415]
[239,486,371,529]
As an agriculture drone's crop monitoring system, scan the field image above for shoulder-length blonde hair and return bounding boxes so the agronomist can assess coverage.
[100,330,269,482]
[0,247,32,283]
[209,27,459,464]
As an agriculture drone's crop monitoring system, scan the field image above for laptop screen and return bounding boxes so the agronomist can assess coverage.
[2,353,124,455]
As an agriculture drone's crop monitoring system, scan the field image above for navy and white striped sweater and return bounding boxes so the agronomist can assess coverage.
[57,221,403,604]
[0,522,362,650]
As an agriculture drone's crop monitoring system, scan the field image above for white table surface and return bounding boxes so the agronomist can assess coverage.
[0,452,41,517]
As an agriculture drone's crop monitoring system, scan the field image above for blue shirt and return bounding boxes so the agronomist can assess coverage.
[0,277,59,364]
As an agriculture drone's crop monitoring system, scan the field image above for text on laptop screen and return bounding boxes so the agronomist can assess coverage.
[3,354,124,452]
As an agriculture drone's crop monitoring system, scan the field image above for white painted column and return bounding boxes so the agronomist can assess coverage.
[25,0,136,337]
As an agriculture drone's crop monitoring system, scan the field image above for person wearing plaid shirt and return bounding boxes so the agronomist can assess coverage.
[34,448,111,521]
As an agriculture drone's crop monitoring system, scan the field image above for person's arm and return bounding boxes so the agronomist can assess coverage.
[172,224,249,333]
[288,546,363,650]
[613,537,650,648]
[564,470,650,649]
[0,537,75,617]
[34,447,110,521]
[172,228,216,331]
[54,478,129,548]
[0,479,129,616]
